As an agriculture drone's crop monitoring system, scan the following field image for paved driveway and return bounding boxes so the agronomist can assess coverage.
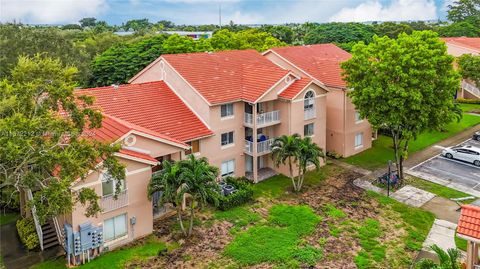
[408,139,480,196]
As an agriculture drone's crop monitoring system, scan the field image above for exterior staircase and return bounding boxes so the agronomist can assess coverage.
[41,221,60,250]
[26,189,65,251]
[462,80,480,99]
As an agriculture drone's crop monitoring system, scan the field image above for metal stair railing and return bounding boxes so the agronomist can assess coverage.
[462,80,480,98]
[26,189,44,251]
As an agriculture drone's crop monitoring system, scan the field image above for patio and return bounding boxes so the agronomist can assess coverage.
[245,167,277,182]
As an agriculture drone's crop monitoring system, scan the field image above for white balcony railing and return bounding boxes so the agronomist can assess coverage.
[102,190,128,213]
[244,138,275,155]
[304,107,316,120]
[462,80,480,98]
[244,110,280,126]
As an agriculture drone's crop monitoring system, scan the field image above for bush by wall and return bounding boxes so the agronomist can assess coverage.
[16,218,40,250]
[210,177,254,211]
[457,98,480,104]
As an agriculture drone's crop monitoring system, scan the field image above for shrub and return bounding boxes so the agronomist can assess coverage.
[326,151,342,159]
[16,218,40,250]
[457,98,480,104]
[209,177,254,210]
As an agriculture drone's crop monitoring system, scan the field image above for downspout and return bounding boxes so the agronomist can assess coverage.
[343,89,346,156]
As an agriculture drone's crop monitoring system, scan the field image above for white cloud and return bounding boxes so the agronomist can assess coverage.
[0,0,108,24]
[329,0,437,22]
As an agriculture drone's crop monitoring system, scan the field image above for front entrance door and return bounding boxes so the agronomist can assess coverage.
[245,155,253,172]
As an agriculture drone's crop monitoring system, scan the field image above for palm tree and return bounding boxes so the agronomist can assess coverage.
[147,160,189,236]
[297,136,325,191]
[178,154,219,236]
[271,134,301,191]
[416,244,461,269]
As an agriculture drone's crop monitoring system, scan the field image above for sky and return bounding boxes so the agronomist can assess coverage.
[0,0,453,25]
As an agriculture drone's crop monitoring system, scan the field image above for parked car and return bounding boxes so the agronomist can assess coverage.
[442,146,480,166]
[474,131,480,141]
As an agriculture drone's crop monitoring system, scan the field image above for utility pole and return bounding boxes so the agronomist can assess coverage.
[219,3,222,28]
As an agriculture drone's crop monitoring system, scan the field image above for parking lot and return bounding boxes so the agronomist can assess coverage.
[408,138,480,196]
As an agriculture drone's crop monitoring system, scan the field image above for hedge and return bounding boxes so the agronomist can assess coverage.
[16,218,40,250]
[457,98,480,104]
[210,177,254,211]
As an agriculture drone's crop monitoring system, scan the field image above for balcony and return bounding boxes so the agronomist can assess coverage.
[244,110,280,127]
[304,107,316,120]
[102,190,128,213]
[245,138,275,155]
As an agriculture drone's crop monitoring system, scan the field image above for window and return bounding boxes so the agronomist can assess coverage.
[185,140,200,155]
[355,111,363,123]
[103,214,127,242]
[304,123,314,136]
[221,159,235,177]
[304,91,315,111]
[101,173,125,197]
[355,133,364,148]
[221,103,234,118]
[221,131,234,146]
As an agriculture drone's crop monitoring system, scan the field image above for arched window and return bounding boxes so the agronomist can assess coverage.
[304,91,315,111]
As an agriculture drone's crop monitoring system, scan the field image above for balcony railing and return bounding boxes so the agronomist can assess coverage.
[244,110,280,126]
[244,138,275,155]
[304,107,316,120]
[102,190,128,213]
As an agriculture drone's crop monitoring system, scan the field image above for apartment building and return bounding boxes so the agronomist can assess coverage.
[41,49,331,255]
[128,49,328,182]
[441,37,480,99]
[264,44,373,157]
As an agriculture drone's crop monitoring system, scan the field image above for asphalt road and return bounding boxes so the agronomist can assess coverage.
[410,139,480,191]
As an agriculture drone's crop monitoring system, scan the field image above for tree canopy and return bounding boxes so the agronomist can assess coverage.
[458,54,480,86]
[0,55,125,222]
[342,31,461,179]
[447,0,480,22]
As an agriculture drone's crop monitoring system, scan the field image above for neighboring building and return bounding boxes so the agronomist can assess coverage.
[264,44,373,157]
[441,37,480,99]
[457,204,480,269]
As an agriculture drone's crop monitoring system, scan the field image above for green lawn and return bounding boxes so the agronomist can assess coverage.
[224,204,322,267]
[405,177,476,202]
[0,212,19,226]
[343,113,480,170]
[30,237,166,269]
[366,191,436,252]
[459,103,480,113]
[251,164,342,199]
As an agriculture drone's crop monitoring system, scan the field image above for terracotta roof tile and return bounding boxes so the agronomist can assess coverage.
[76,81,212,142]
[278,78,313,99]
[162,50,289,104]
[441,37,480,51]
[270,44,351,88]
[118,148,158,163]
[457,204,480,240]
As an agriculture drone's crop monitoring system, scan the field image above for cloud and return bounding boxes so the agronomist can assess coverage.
[0,0,108,24]
[329,0,438,22]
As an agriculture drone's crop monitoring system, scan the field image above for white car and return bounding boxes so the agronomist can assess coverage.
[442,145,480,167]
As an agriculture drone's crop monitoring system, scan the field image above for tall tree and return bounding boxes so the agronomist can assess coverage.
[0,25,90,83]
[162,34,197,54]
[0,55,125,223]
[123,19,152,32]
[447,0,480,22]
[304,22,376,46]
[375,22,413,38]
[271,134,301,192]
[89,34,167,86]
[79,17,97,28]
[342,31,461,179]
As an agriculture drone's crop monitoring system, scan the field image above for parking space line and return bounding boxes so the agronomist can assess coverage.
[437,156,480,169]
[419,165,480,185]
